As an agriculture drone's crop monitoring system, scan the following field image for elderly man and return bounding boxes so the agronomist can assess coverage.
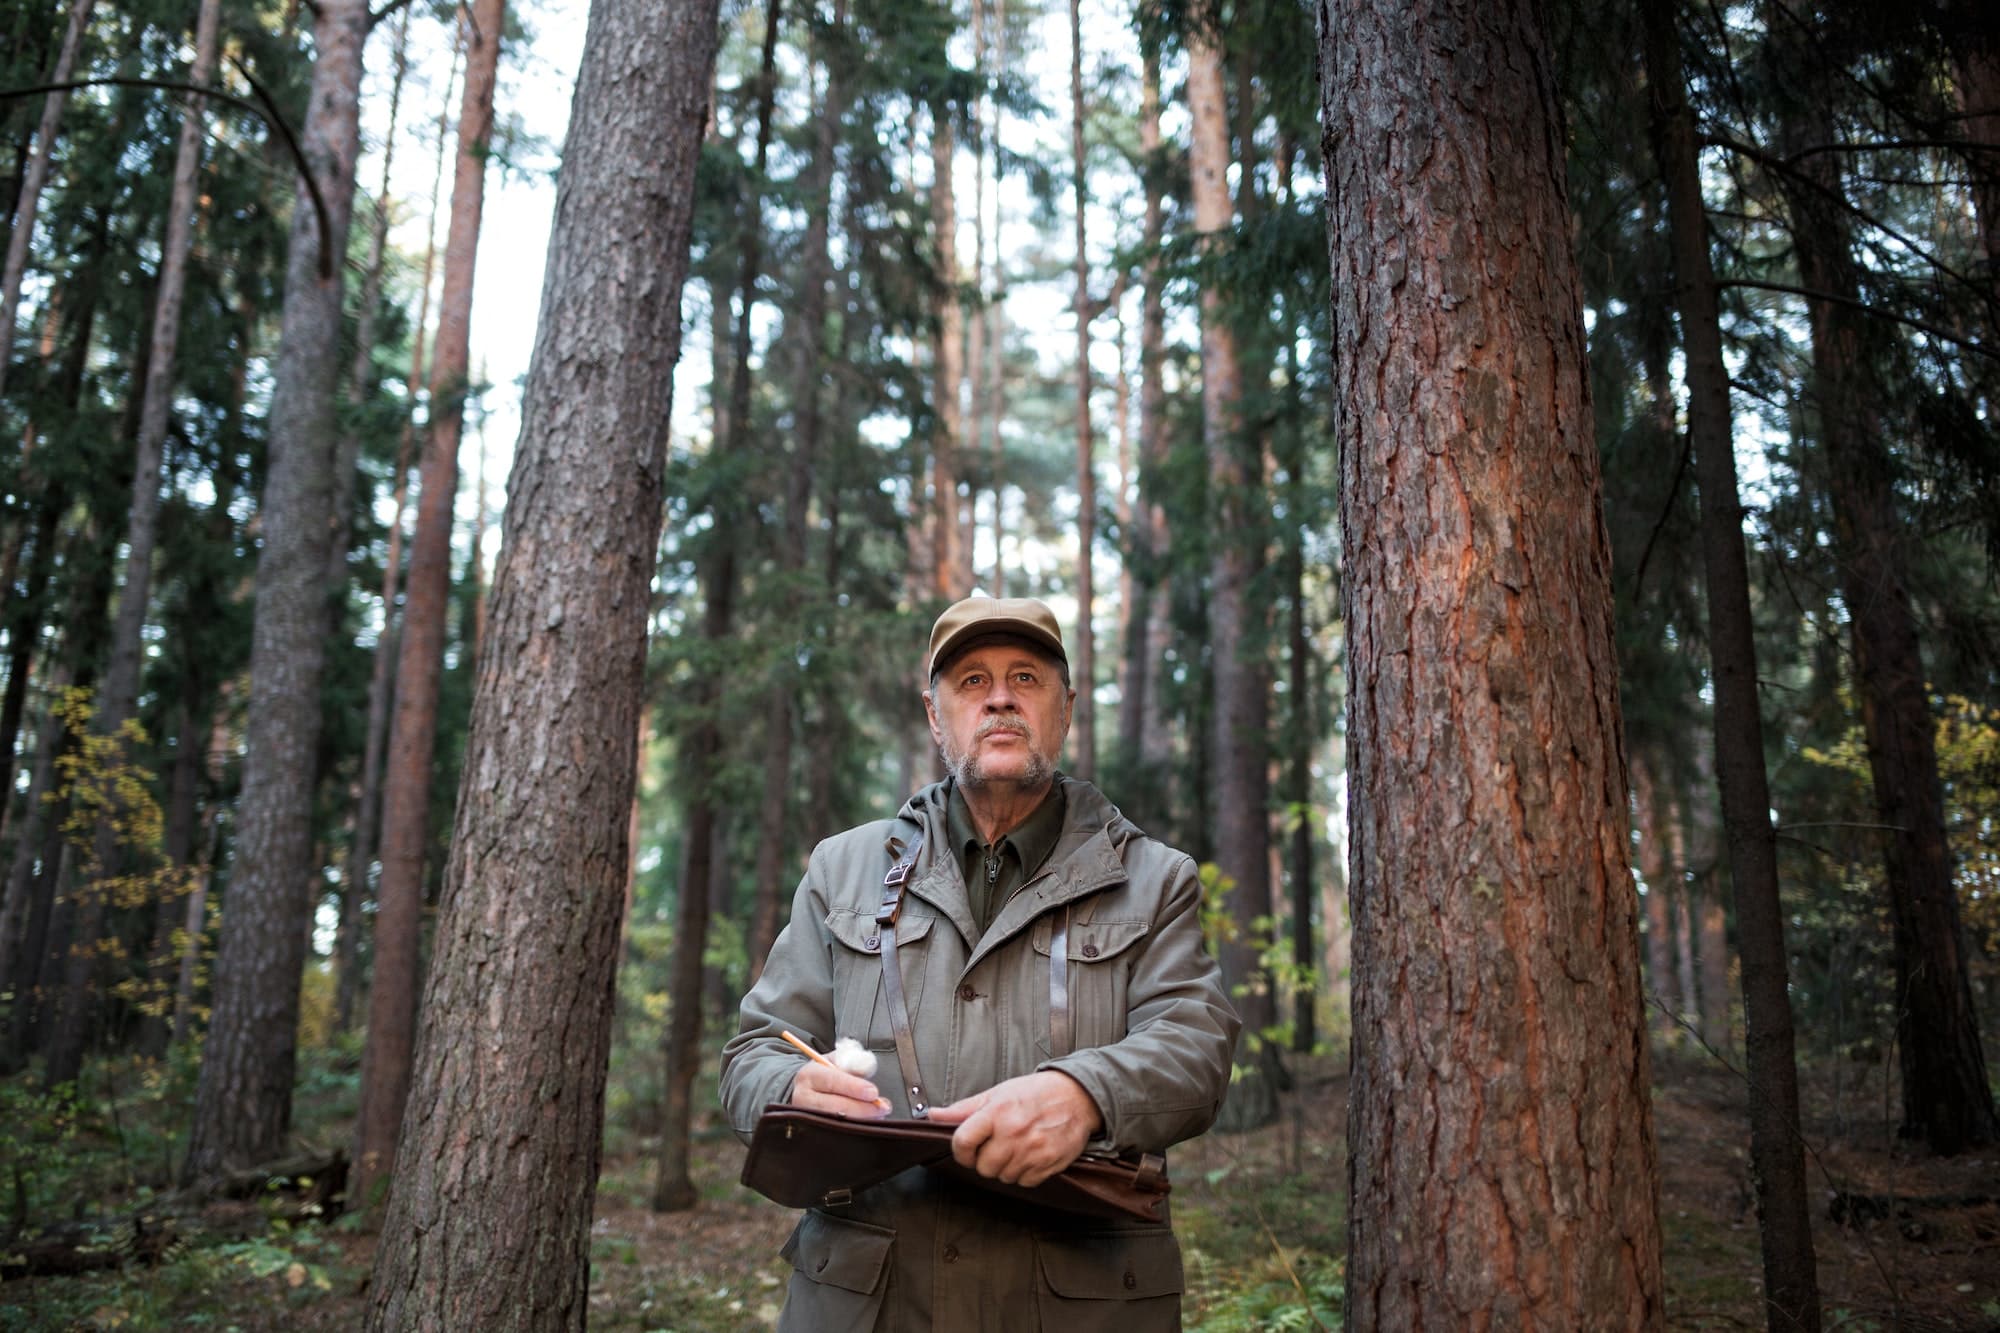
[720,595,1240,1331]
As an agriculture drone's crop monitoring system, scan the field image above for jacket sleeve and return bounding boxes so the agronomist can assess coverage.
[717,844,835,1142]
[1038,852,1242,1154]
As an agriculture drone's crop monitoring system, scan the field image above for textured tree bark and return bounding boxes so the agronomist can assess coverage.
[1321,0,1665,1325]
[353,0,504,1211]
[1190,0,1275,1133]
[0,0,95,406]
[1773,46,1997,1157]
[362,0,717,1322]
[1941,0,2000,287]
[1640,20,1832,1320]
[182,0,372,1184]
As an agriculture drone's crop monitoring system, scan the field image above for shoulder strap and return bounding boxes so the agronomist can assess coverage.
[876,832,928,1117]
[1048,904,1073,1058]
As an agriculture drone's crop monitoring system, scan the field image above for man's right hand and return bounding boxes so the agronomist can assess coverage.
[788,1059,891,1117]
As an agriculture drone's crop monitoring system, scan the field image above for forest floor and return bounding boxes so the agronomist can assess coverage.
[4,1046,1999,1330]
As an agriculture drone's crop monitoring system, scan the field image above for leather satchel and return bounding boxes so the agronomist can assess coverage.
[741,1104,1172,1224]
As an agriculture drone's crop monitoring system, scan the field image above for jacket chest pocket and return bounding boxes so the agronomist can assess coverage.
[825,908,938,1053]
[1032,917,1151,1055]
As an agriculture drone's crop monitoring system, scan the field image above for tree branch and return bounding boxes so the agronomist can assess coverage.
[1713,278,2000,366]
[369,0,418,27]
[1,71,335,280]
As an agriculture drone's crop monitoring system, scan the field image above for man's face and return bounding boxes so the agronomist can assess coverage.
[924,639,1074,790]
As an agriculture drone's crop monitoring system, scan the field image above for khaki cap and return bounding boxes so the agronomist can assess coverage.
[926,596,1068,678]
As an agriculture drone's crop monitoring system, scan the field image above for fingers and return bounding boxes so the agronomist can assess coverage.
[924,1089,989,1126]
[788,1059,889,1117]
[943,1072,1097,1184]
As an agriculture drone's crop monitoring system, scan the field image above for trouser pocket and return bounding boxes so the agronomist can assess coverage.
[777,1209,895,1333]
[1034,1227,1183,1330]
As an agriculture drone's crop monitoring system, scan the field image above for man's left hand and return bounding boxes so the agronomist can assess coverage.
[927,1071,1103,1188]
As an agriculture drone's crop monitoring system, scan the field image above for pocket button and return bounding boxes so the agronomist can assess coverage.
[1082,943,1100,959]
[1123,1271,1137,1290]
[957,983,977,1002]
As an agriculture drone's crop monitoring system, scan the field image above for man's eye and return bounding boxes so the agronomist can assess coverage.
[1014,672,1035,685]
[962,674,985,688]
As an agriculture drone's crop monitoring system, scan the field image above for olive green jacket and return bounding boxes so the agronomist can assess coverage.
[719,776,1240,1332]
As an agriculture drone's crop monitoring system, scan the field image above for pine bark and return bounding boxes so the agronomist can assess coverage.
[1774,47,1997,1157]
[363,1,716,1320]
[1190,0,1275,1132]
[1321,0,1665,1324]
[1644,10,1829,1311]
[353,0,505,1210]
[182,0,373,1184]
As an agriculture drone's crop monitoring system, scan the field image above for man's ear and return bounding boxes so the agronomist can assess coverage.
[923,691,942,742]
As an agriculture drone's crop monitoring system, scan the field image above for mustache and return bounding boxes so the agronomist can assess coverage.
[975,717,1031,740]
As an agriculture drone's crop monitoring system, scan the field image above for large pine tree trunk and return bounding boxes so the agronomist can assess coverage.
[1189,0,1275,1133]
[363,2,717,1320]
[182,0,373,1184]
[352,0,504,1210]
[1321,0,1665,1323]
[0,0,95,406]
[1641,19,1824,1318]
[1774,54,1997,1158]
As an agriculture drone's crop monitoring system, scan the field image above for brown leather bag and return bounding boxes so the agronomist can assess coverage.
[741,1104,1171,1223]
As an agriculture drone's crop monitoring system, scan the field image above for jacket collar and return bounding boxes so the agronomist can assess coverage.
[885,775,1138,962]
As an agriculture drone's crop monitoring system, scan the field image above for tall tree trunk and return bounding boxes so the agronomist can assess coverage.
[0,0,95,406]
[654,0,782,1213]
[1942,0,2000,289]
[1631,751,1683,1044]
[1773,39,1998,1157]
[40,0,224,1093]
[336,39,461,1036]
[353,0,504,1211]
[1322,0,1666,1323]
[364,2,717,1320]
[931,105,965,601]
[182,0,374,1185]
[1190,0,1274,1133]
[1134,46,1172,788]
[1067,0,1096,780]
[748,0,847,977]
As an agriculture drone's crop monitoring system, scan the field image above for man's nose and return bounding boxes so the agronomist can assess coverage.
[984,678,1019,709]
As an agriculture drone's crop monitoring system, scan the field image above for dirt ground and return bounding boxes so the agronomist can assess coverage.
[7,1050,2000,1330]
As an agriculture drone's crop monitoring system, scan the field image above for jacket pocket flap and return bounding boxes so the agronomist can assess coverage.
[1032,918,1150,963]
[787,1209,896,1294]
[1036,1228,1183,1298]
[826,908,936,954]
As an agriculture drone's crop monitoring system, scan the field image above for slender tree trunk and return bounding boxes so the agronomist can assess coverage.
[336,41,459,1036]
[1190,0,1274,1132]
[931,105,965,601]
[182,0,374,1185]
[1942,0,2000,288]
[748,0,846,977]
[0,0,95,406]
[1631,751,1683,1044]
[1323,0,1666,1322]
[353,0,505,1210]
[654,0,781,1213]
[1135,47,1172,788]
[1285,527,1315,1054]
[1774,46,1997,1157]
[364,1,717,1319]
[39,0,223,1091]
[1067,0,1096,780]
[134,657,212,1057]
